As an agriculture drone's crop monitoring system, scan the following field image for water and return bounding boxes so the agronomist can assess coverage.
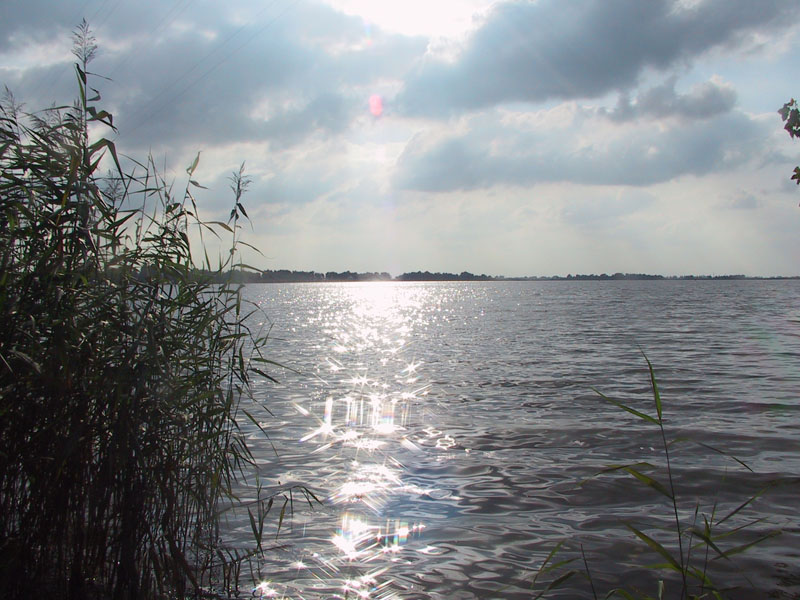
[228,280,800,599]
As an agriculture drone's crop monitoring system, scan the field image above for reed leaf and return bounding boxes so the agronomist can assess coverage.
[642,353,662,422]
[712,531,781,560]
[0,23,303,599]
[576,355,788,599]
[593,388,660,425]
[624,523,682,572]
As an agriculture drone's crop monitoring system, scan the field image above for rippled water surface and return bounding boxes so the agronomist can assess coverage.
[228,281,800,599]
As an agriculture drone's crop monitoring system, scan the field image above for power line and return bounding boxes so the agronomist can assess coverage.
[122,0,297,135]
[26,0,110,107]
[72,0,98,27]
[93,0,126,30]
[105,0,197,81]
[25,0,193,108]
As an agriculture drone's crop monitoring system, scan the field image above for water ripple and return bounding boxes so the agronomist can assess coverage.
[229,281,800,599]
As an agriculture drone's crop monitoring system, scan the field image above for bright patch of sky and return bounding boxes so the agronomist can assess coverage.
[2,0,800,276]
[320,0,491,38]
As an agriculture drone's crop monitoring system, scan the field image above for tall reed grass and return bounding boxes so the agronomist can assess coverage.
[0,22,301,599]
[529,354,786,599]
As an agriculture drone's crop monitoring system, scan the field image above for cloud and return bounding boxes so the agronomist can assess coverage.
[723,191,761,210]
[0,2,80,54]
[257,93,356,148]
[3,0,799,276]
[396,0,795,116]
[605,77,737,122]
[108,9,420,151]
[393,107,765,191]
[562,189,657,226]
[1,0,426,155]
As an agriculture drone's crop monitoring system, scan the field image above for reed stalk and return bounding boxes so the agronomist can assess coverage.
[530,354,784,599]
[0,21,304,599]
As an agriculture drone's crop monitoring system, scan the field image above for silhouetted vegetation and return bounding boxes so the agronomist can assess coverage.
[779,98,800,195]
[530,357,790,599]
[396,270,495,281]
[194,270,786,283]
[0,23,311,599]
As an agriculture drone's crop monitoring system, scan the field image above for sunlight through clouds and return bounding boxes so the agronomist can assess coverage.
[5,0,798,276]
[318,0,489,38]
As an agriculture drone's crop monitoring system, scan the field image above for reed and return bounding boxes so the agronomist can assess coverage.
[0,21,308,599]
[530,354,784,599]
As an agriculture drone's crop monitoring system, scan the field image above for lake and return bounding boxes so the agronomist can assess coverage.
[227,280,800,599]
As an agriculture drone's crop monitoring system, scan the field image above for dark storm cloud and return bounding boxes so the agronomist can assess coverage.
[393,110,764,191]
[396,0,795,116]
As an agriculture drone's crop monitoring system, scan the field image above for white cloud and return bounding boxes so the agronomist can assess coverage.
[393,105,766,191]
[2,0,799,275]
[396,0,796,116]
[317,0,490,38]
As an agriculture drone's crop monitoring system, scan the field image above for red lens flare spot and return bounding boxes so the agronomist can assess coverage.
[369,94,383,117]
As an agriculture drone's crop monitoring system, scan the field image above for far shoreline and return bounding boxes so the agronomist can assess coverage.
[209,269,800,283]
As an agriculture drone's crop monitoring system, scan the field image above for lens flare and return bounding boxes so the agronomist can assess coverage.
[252,581,277,598]
[369,94,383,117]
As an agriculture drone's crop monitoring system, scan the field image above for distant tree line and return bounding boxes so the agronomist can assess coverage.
[396,270,495,281]
[541,273,750,281]
[182,270,796,283]
[207,269,393,283]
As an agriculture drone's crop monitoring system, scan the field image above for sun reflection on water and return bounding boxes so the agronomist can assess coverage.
[332,513,377,559]
[254,283,459,598]
[252,580,278,598]
[332,512,426,563]
[331,461,403,512]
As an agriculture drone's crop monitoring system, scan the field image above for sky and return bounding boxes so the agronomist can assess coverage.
[2,0,800,277]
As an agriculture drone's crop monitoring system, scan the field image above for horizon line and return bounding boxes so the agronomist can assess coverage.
[217,269,800,282]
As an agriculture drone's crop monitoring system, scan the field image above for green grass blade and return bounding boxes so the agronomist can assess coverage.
[530,540,578,590]
[624,523,682,572]
[589,461,659,482]
[603,589,638,599]
[248,508,262,549]
[532,570,578,599]
[252,367,279,384]
[714,531,781,560]
[716,486,771,527]
[694,441,753,472]
[688,525,728,561]
[275,497,288,540]
[186,151,200,176]
[593,388,659,425]
[642,352,662,422]
[622,466,673,500]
